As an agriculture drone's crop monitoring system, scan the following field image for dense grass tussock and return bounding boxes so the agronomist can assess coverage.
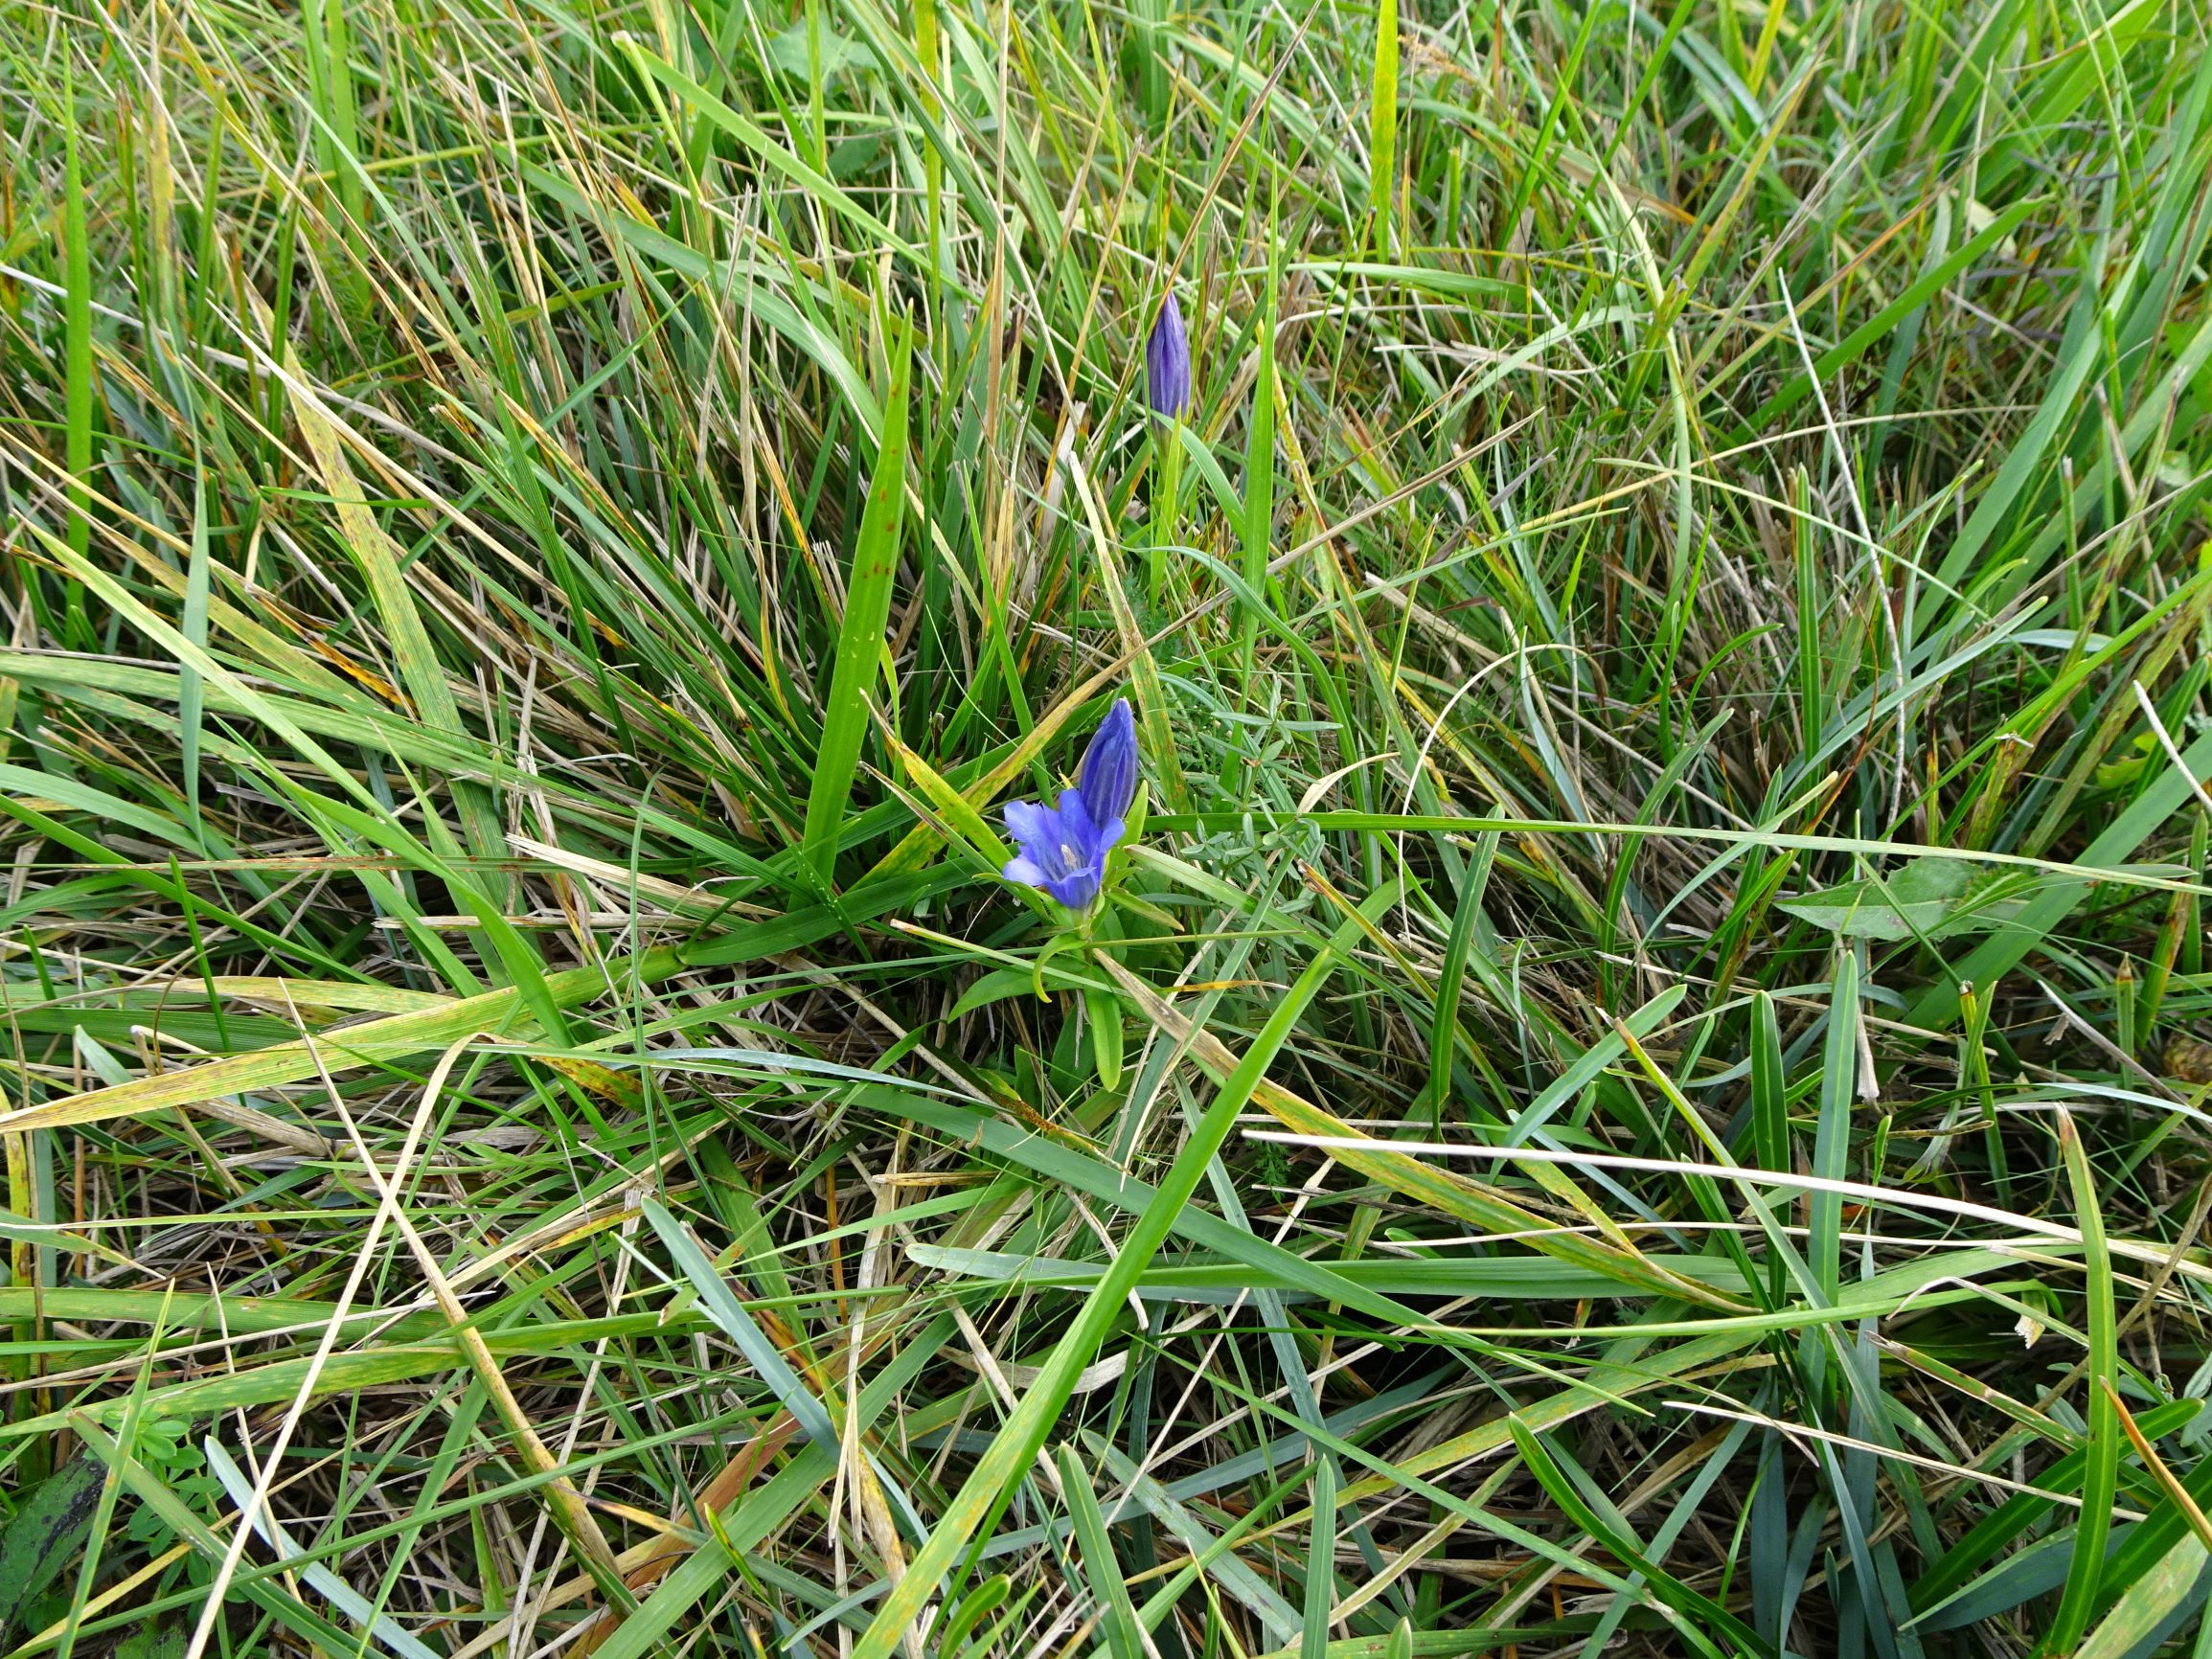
[3,0,2212,1651]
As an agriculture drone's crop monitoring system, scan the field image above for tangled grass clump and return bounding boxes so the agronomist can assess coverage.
[2,0,2212,1654]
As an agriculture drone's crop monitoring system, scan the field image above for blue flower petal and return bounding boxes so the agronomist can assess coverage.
[1043,866,1104,909]
[1078,699,1139,828]
[1146,294,1191,419]
[1056,786,1096,847]
[1002,854,1048,885]
[1004,797,1057,858]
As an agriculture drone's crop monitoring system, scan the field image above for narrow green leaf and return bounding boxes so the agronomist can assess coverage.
[1094,1440,1301,1642]
[936,1576,1013,1657]
[1303,1447,1340,1659]
[59,56,93,643]
[537,1320,951,1659]
[1749,990,1787,1172]
[1427,835,1494,1125]
[805,319,911,880]
[178,476,212,816]
[1367,0,1399,253]
[1085,988,1125,1090]
[59,82,92,531]
[2045,1108,2119,1653]
[1505,1418,1763,1658]
[279,361,513,889]
[641,1198,835,1443]
[1240,191,1280,686]
[1059,1446,1142,1659]
[1811,948,1861,1303]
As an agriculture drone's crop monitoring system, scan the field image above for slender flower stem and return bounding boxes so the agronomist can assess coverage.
[1150,418,1183,608]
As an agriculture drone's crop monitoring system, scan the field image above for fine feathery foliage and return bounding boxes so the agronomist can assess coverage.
[2,0,2212,1654]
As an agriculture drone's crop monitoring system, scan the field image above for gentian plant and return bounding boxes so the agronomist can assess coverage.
[1144,292,1190,605]
[1000,696,1143,1091]
[1001,697,1138,914]
[1145,293,1191,418]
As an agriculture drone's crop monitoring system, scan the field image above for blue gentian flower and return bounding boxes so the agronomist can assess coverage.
[1145,293,1191,419]
[1002,699,1139,910]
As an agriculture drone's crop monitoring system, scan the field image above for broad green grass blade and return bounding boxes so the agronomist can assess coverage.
[0,1456,103,1635]
[2074,1534,2208,1659]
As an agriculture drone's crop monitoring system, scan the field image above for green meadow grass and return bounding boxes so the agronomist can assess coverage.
[2,0,2212,1652]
